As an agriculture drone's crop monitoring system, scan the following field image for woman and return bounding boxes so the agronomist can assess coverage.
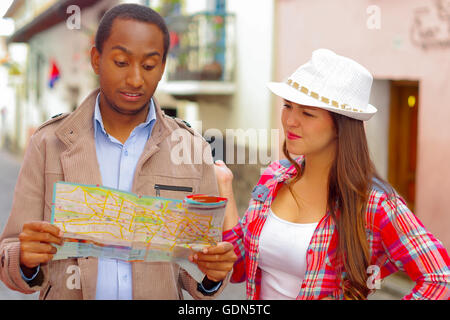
[197,49,450,300]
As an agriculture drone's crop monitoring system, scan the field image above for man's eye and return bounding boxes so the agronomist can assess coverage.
[114,61,128,67]
[143,64,155,71]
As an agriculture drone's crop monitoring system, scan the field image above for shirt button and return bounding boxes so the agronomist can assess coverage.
[301,283,307,289]
[124,150,128,156]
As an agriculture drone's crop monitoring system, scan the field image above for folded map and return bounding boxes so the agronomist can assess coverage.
[51,182,227,268]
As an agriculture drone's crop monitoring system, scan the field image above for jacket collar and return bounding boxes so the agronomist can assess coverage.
[55,88,171,148]
[93,93,157,141]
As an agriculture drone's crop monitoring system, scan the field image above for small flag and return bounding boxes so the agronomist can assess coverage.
[48,60,60,89]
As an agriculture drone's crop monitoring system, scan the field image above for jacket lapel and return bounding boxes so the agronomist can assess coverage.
[131,98,171,193]
[55,89,102,186]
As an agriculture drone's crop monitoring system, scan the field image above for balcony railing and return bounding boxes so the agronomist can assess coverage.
[164,12,235,83]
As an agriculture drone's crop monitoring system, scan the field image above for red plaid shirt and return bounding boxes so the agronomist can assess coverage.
[223,156,450,299]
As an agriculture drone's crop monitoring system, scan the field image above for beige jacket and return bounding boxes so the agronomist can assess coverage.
[0,89,228,299]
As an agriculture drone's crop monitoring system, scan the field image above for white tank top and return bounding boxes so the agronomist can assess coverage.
[258,208,318,300]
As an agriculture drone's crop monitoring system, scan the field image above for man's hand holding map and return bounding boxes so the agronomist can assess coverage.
[51,181,227,266]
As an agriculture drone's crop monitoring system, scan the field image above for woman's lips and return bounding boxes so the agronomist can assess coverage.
[119,91,143,102]
[287,131,302,140]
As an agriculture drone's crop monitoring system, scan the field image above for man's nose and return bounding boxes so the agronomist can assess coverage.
[126,64,144,88]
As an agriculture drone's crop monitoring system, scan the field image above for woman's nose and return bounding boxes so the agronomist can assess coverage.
[286,111,300,127]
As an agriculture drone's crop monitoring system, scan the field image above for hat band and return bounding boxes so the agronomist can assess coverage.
[286,79,364,113]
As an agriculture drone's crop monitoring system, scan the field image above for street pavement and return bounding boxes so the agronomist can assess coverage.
[0,149,412,300]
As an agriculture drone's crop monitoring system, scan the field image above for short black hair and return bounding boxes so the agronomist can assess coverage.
[95,4,170,62]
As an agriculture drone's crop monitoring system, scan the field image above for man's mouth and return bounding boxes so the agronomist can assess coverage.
[119,91,144,102]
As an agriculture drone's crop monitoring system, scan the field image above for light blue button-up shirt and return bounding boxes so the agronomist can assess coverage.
[93,94,156,300]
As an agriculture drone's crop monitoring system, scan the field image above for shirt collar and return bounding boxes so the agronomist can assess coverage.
[273,155,306,182]
[93,93,156,139]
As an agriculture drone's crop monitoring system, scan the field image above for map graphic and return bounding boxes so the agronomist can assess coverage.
[51,182,226,263]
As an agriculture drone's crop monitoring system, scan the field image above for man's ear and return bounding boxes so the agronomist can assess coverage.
[90,46,100,75]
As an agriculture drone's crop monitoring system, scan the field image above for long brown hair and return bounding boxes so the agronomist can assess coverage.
[283,112,395,299]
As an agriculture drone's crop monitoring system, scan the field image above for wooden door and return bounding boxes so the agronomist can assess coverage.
[387,81,418,212]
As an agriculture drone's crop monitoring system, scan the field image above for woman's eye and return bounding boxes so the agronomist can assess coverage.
[283,104,292,109]
[303,111,313,117]
[115,61,128,67]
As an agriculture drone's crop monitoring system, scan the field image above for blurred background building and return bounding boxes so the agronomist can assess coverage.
[0,0,448,299]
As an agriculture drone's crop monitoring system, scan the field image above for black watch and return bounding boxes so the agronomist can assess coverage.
[197,276,223,296]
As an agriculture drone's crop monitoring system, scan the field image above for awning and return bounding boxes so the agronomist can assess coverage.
[6,0,100,43]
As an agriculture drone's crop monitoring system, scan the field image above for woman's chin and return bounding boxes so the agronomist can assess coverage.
[286,143,304,156]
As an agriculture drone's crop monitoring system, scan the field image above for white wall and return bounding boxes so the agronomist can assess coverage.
[1,43,28,150]
[185,0,208,13]
[0,66,15,142]
[365,79,391,180]
[227,0,274,134]
[0,38,14,144]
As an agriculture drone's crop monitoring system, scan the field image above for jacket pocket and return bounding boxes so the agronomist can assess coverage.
[154,184,193,197]
[140,175,198,200]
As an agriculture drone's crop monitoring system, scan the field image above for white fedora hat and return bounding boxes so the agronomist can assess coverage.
[267,48,377,121]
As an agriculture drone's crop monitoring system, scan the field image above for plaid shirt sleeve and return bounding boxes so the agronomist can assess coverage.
[222,210,247,283]
[376,194,450,300]
[222,163,279,284]
[223,193,267,283]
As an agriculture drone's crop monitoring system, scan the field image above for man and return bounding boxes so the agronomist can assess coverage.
[0,4,236,300]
